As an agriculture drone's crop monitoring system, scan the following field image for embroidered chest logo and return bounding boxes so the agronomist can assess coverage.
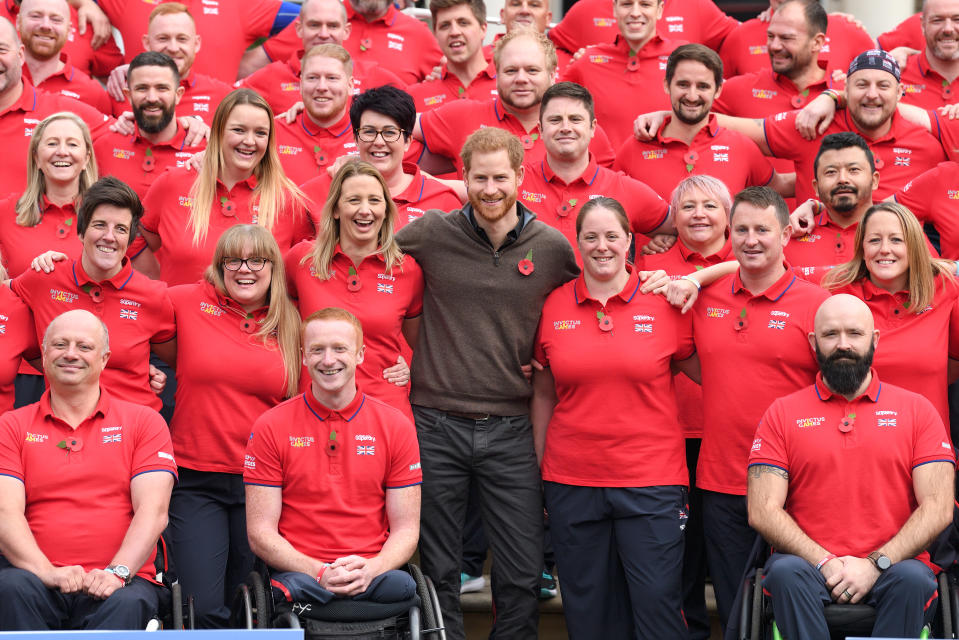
[289,436,315,448]
[752,89,777,100]
[49,288,78,304]
[795,417,825,428]
[553,320,580,331]
[642,149,666,160]
[119,309,138,320]
[875,410,897,427]
[199,301,224,317]
[521,190,546,203]
[705,306,730,318]
[25,432,48,444]
[633,314,655,333]
[101,425,123,444]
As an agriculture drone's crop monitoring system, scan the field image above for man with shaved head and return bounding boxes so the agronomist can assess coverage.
[747,294,955,640]
[0,309,177,630]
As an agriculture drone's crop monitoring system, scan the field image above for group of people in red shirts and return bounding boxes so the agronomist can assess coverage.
[1,0,959,638]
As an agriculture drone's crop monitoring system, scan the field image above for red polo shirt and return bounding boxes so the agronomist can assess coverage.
[0,0,124,78]
[10,259,176,412]
[141,167,313,286]
[275,110,358,187]
[749,370,953,562]
[23,54,111,114]
[718,16,874,79]
[763,108,946,203]
[693,267,829,495]
[244,388,422,562]
[895,161,959,259]
[898,50,959,109]
[285,241,423,419]
[877,13,923,51]
[239,52,405,115]
[168,282,289,474]
[644,238,733,438]
[108,71,232,126]
[94,125,206,201]
[832,277,959,427]
[561,34,684,148]
[0,286,37,413]
[534,268,694,487]
[519,154,668,252]
[783,211,859,285]
[0,80,110,198]
[0,388,177,580]
[548,0,737,54]
[614,114,774,200]
[263,4,443,85]
[96,0,282,82]
[0,195,82,277]
[419,97,616,177]
[299,164,461,230]
[406,59,497,113]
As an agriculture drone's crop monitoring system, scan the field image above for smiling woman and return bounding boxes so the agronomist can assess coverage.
[140,88,313,286]
[0,112,97,278]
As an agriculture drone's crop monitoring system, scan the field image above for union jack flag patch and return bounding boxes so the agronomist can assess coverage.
[767,320,786,330]
[103,434,122,443]
[877,418,897,427]
[376,283,393,294]
[120,309,138,320]
[357,445,375,455]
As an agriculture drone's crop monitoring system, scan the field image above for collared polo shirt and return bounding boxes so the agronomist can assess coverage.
[406,59,497,113]
[23,53,111,114]
[0,286,37,413]
[275,110,358,186]
[895,160,959,259]
[0,195,82,277]
[94,124,205,200]
[109,71,232,126]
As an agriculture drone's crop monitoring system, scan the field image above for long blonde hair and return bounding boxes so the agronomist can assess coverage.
[205,224,301,397]
[304,159,404,279]
[189,89,305,245]
[822,202,955,312]
[16,112,97,227]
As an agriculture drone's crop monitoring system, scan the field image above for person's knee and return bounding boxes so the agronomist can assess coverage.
[763,554,816,594]
[0,567,49,604]
[363,570,416,603]
[882,560,936,597]
[86,582,159,629]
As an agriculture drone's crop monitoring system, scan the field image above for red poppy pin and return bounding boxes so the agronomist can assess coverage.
[839,412,856,433]
[873,154,884,170]
[790,89,810,109]
[457,86,466,97]
[220,196,236,217]
[556,198,577,217]
[597,310,613,331]
[944,79,953,100]
[627,56,640,72]
[240,314,256,334]
[142,148,156,172]
[57,437,83,452]
[835,233,845,254]
[347,266,361,291]
[82,283,102,303]
[735,307,747,331]
[521,133,538,150]
[518,250,534,276]
[326,429,339,455]
[683,150,699,173]
[56,217,73,238]
[313,145,327,166]
[360,38,372,51]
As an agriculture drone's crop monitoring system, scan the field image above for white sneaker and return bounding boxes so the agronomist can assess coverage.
[460,572,485,594]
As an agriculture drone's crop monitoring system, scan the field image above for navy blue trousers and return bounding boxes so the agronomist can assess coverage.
[702,490,755,631]
[763,553,937,640]
[0,565,159,630]
[270,569,416,604]
[544,482,689,640]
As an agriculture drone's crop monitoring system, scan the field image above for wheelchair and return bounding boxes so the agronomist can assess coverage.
[737,540,957,639]
[231,560,445,639]
[149,533,196,630]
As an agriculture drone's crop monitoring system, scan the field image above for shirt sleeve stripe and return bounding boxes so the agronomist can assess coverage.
[386,481,423,489]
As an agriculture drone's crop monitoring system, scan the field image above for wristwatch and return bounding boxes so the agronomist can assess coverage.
[106,564,133,586]
[867,551,892,572]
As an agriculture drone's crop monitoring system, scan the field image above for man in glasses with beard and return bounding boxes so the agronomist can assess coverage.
[747,294,955,640]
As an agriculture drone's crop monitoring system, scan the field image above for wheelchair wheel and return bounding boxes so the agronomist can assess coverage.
[248,570,271,629]
[409,563,441,638]
[171,582,184,630]
[232,583,254,629]
[750,569,763,640]
[942,571,955,639]
[186,595,196,630]
[274,611,301,629]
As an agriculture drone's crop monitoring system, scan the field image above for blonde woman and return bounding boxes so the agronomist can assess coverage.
[141,88,312,286]
[0,112,97,277]
[822,202,959,426]
[166,224,301,628]
[286,160,423,420]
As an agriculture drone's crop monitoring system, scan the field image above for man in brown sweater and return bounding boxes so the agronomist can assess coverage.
[395,127,578,640]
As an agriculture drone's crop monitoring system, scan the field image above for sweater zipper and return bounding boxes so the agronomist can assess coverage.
[492,249,500,266]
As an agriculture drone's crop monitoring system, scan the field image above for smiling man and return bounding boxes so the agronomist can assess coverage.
[245,307,422,611]
[519,81,672,253]
[0,308,177,631]
[897,0,959,109]
[8,177,176,413]
[274,44,359,186]
[395,127,578,640]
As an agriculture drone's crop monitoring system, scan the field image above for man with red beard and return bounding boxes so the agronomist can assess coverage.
[394,127,578,640]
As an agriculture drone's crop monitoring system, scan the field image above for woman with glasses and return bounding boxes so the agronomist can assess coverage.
[286,159,422,419]
[140,89,312,286]
[165,223,301,628]
[299,86,461,230]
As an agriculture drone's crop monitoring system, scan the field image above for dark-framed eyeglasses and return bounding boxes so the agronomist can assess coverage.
[356,126,405,143]
[223,257,271,271]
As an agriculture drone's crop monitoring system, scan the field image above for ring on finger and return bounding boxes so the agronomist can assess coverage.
[842,589,853,599]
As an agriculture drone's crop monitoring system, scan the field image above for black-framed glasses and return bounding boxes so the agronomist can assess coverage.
[223,257,271,271]
[356,126,405,143]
